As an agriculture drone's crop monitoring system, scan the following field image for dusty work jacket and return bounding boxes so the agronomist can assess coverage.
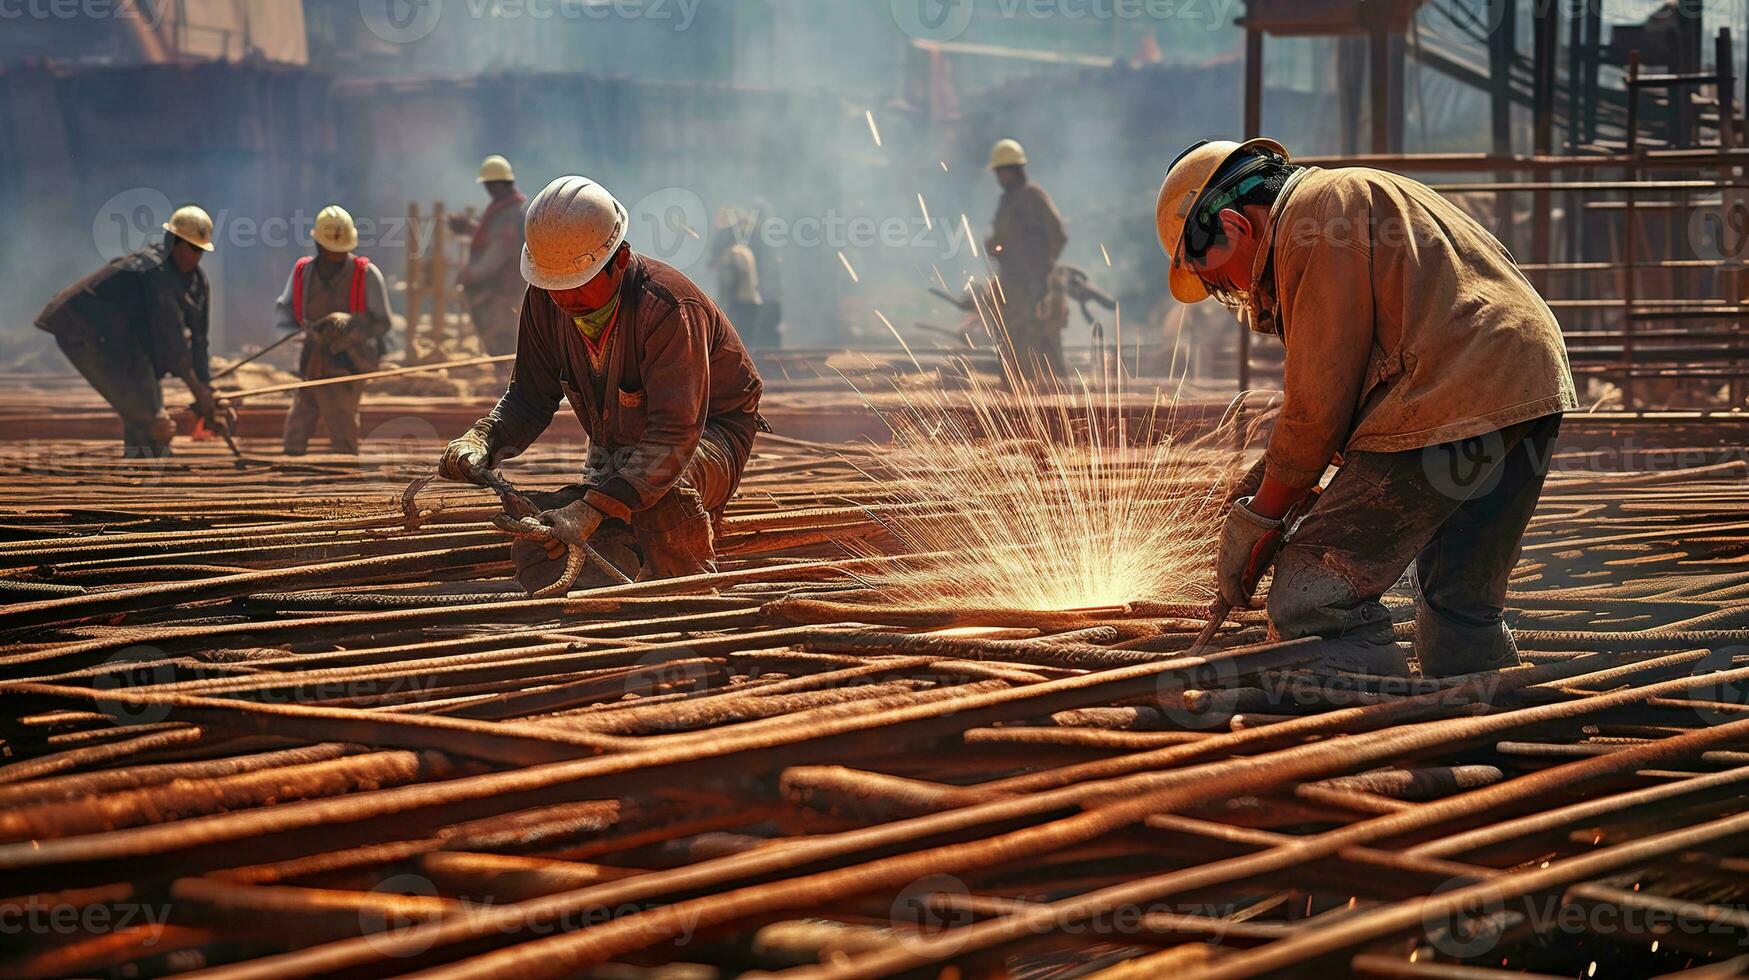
[461,191,529,303]
[34,240,212,383]
[1254,167,1577,487]
[988,181,1067,310]
[482,254,764,513]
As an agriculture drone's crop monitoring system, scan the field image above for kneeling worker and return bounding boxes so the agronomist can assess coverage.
[1156,138,1576,677]
[439,176,764,592]
[275,205,392,456]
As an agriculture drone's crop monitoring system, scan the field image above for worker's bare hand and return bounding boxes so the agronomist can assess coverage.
[187,381,219,424]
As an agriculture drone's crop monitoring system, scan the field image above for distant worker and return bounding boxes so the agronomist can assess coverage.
[1157,138,1576,678]
[709,209,766,347]
[984,138,1068,379]
[35,206,222,458]
[274,205,392,456]
[453,154,529,356]
[747,196,784,346]
[438,176,766,593]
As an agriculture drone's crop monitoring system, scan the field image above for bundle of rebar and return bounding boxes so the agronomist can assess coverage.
[0,432,1745,980]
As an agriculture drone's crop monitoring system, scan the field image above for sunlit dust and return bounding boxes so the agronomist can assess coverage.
[843,284,1228,612]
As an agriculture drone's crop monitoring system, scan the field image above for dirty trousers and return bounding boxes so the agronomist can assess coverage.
[283,381,364,455]
[55,329,169,454]
[513,416,757,592]
[1266,413,1562,677]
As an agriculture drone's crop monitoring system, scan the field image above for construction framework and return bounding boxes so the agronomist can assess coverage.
[0,420,1746,978]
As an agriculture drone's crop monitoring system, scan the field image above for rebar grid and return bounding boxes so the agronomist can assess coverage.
[0,436,1745,980]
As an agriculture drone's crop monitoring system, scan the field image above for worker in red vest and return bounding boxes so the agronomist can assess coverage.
[273,205,392,455]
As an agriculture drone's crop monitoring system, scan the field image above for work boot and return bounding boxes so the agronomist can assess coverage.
[1414,610,1521,677]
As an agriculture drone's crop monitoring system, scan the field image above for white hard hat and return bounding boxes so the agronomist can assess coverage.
[987,138,1028,170]
[1155,137,1290,304]
[313,205,359,253]
[163,205,215,252]
[521,175,628,291]
[477,154,516,183]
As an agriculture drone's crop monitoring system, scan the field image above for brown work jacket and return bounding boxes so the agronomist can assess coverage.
[483,254,763,512]
[988,181,1066,310]
[1255,167,1577,487]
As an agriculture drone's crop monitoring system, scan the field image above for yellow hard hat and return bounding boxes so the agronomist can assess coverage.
[1155,137,1289,304]
[477,154,516,183]
[163,205,215,252]
[313,204,359,253]
[987,138,1028,170]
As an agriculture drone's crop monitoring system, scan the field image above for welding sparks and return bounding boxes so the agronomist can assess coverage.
[865,109,882,147]
[837,250,860,282]
[960,213,979,258]
[1100,242,1112,267]
[917,192,932,230]
[873,309,920,372]
[842,305,1226,612]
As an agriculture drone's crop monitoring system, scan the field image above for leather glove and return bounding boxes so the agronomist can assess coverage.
[526,499,605,559]
[1216,495,1285,609]
[438,427,495,484]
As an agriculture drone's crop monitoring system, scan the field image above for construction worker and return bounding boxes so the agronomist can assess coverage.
[35,205,222,457]
[709,210,765,347]
[274,205,392,456]
[438,175,765,593]
[984,138,1068,380]
[1157,138,1577,678]
[453,154,529,356]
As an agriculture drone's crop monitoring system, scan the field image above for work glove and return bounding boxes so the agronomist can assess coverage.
[517,499,606,561]
[314,313,353,352]
[1215,495,1286,609]
[438,426,496,484]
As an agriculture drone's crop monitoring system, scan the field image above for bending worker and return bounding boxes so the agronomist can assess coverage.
[35,206,222,457]
[439,175,764,593]
[1156,138,1576,677]
[275,205,392,456]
